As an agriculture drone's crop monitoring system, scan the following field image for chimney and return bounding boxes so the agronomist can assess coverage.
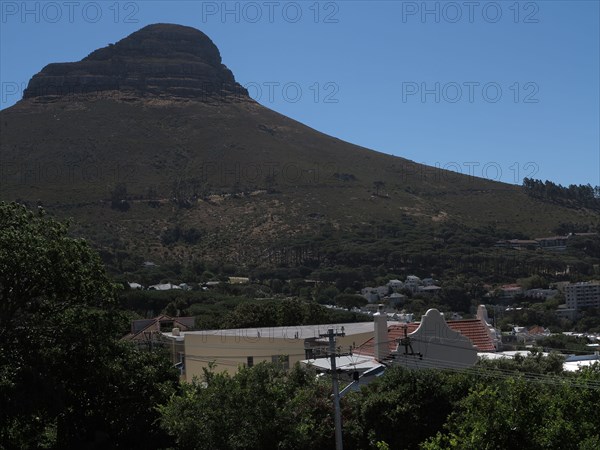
[172,327,180,336]
[374,305,389,361]
[476,305,489,323]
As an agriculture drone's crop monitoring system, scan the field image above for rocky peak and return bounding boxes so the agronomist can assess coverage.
[23,24,248,101]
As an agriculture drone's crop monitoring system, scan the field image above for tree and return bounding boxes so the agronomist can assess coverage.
[423,363,600,450]
[342,366,472,450]
[159,362,334,450]
[0,202,178,448]
[373,180,385,196]
[334,294,368,310]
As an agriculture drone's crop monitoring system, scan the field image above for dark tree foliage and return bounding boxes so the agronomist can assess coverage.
[0,202,178,448]
[159,363,335,450]
[423,364,600,450]
[343,367,473,450]
[161,225,202,245]
[159,355,600,450]
[523,178,600,211]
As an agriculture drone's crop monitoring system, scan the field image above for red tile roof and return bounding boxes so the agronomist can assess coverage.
[446,319,497,352]
[528,325,547,335]
[356,318,496,357]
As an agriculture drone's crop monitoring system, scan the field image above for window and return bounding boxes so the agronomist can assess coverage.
[247,356,254,368]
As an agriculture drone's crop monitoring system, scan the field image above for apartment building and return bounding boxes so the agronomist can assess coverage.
[565,282,600,310]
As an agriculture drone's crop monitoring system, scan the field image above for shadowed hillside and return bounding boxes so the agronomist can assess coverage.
[1,24,598,267]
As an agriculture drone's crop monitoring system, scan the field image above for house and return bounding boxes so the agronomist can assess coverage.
[203,281,221,289]
[307,307,486,375]
[387,279,404,291]
[148,282,181,291]
[355,308,480,370]
[229,277,250,284]
[508,325,551,344]
[422,277,437,287]
[376,285,391,298]
[535,236,568,250]
[122,315,195,365]
[556,305,578,321]
[178,283,192,291]
[498,284,524,300]
[417,285,442,296]
[404,275,421,293]
[528,325,550,337]
[525,288,558,300]
[385,292,407,307]
[124,315,195,338]
[355,305,501,365]
[361,287,380,303]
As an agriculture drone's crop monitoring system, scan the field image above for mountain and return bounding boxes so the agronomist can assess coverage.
[1,24,598,268]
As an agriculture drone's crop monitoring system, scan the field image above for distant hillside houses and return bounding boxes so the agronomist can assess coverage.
[148,282,190,291]
[126,277,248,291]
[360,275,440,303]
[495,232,598,251]
[525,288,559,300]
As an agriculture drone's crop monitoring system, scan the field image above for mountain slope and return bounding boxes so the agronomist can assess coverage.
[1,24,597,266]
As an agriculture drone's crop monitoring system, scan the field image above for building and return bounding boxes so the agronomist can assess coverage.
[525,288,558,300]
[535,236,568,251]
[122,315,195,365]
[355,305,501,363]
[165,322,379,380]
[556,305,578,321]
[386,292,407,307]
[148,282,182,291]
[417,285,442,296]
[387,279,404,291]
[565,281,600,310]
[355,308,481,370]
[494,239,539,250]
[498,284,524,301]
[404,275,421,293]
[361,287,380,303]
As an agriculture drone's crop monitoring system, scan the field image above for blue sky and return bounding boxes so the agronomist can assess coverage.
[1,1,598,187]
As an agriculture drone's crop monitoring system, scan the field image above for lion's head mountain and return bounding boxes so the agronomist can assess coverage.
[1,24,596,266]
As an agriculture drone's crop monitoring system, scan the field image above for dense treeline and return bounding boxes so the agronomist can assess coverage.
[120,289,370,330]
[523,177,600,211]
[159,357,600,450]
[100,214,599,292]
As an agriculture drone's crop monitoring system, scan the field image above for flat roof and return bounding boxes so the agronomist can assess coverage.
[302,355,382,372]
[564,360,600,372]
[163,322,386,341]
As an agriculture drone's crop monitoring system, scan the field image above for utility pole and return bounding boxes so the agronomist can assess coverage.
[322,328,345,450]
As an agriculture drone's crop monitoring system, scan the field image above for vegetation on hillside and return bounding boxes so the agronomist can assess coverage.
[2,201,600,449]
[523,178,600,212]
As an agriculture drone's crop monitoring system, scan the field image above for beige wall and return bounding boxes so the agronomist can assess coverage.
[183,331,372,380]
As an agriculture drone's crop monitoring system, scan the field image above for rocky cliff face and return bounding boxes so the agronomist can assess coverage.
[23,23,248,101]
